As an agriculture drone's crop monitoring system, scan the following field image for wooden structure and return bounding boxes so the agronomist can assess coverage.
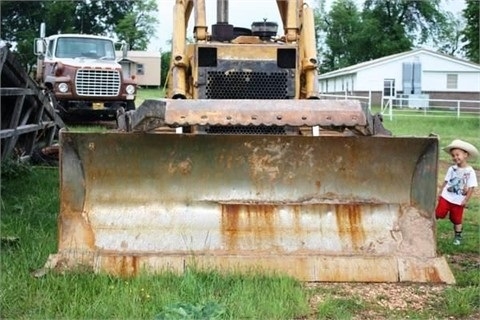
[0,44,64,161]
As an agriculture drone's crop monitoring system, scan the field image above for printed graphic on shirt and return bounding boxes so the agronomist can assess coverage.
[446,167,470,196]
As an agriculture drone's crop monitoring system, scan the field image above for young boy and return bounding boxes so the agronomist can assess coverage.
[436,139,478,245]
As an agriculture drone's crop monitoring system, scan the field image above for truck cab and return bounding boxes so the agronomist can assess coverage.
[35,32,136,122]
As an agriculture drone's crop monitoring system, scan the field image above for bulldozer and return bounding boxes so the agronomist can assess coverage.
[50,0,454,283]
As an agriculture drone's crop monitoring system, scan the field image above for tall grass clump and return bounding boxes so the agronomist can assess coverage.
[442,286,480,317]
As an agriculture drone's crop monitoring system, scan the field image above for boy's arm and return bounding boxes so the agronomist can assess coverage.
[462,187,475,207]
[438,181,447,197]
[462,167,478,206]
[439,166,453,197]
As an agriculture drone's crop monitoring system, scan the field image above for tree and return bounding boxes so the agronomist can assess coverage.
[322,0,363,71]
[360,0,454,59]
[316,0,456,72]
[461,0,480,63]
[0,1,63,68]
[359,0,414,59]
[161,51,171,88]
[115,0,158,50]
[435,12,464,57]
[313,0,329,72]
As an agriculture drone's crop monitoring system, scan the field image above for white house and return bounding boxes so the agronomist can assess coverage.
[318,48,480,105]
[116,51,162,87]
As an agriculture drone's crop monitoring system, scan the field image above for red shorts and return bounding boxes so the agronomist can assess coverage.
[435,196,464,225]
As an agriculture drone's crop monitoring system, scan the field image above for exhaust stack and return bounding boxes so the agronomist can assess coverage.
[212,0,234,41]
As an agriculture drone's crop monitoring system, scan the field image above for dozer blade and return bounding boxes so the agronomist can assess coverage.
[54,130,454,283]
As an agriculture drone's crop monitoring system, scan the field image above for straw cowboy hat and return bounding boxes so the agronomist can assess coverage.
[443,139,479,160]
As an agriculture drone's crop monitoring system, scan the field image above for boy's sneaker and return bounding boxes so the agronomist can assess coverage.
[453,236,462,245]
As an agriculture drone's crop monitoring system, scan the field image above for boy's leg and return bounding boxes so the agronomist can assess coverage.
[435,197,449,219]
[435,197,464,245]
[450,205,464,245]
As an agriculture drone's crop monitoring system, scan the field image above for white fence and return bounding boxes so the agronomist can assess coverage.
[319,93,372,109]
[381,96,480,120]
[319,93,480,120]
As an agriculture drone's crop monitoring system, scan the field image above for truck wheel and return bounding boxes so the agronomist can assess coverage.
[126,101,135,111]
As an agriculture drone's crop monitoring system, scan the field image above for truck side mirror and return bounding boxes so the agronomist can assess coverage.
[34,38,46,55]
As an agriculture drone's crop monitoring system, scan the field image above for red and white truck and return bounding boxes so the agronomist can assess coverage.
[34,24,136,122]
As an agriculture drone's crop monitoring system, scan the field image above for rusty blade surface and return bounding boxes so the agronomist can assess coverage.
[128,99,367,131]
[56,131,452,282]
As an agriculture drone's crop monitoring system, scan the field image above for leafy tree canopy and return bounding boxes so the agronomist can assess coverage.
[315,0,461,73]
[461,0,479,63]
[115,0,158,51]
[322,0,363,71]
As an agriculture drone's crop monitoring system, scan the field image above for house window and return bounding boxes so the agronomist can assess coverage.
[383,79,395,97]
[446,74,457,89]
[136,63,144,76]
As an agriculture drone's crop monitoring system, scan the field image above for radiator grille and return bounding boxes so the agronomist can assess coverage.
[206,71,288,99]
[75,69,121,96]
[205,125,286,135]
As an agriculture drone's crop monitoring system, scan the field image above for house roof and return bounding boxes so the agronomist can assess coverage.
[318,48,480,79]
[117,57,138,63]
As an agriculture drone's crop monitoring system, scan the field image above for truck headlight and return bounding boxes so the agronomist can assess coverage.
[58,83,69,93]
[126,85,135,95]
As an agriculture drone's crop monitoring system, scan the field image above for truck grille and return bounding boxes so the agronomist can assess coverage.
[75,69,121,96]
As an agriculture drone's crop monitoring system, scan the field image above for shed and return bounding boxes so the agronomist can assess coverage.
[116,50,162,87]
[318,48,480,105]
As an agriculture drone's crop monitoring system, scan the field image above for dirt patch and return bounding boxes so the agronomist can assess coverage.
[306,282,447,318]
[449,253,480,271]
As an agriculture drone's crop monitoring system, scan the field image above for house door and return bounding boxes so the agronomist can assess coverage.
[383,79,395,97]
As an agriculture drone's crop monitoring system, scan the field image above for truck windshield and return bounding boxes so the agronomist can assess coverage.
[55,37,116,60]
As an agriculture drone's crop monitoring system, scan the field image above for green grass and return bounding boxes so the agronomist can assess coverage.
[442,286,480,317]
[381,114,480,167]
[1,107,479,319]
[316,296,366,319]
[136,88,165,106]
[0,166,309,318]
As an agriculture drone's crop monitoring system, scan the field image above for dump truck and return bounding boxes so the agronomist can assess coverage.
[48,0,454,283]
[34,23,137,122]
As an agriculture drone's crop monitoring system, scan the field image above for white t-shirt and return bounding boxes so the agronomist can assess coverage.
[441,165,478,205]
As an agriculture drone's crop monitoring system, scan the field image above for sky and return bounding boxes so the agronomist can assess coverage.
[150,0,466,52]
